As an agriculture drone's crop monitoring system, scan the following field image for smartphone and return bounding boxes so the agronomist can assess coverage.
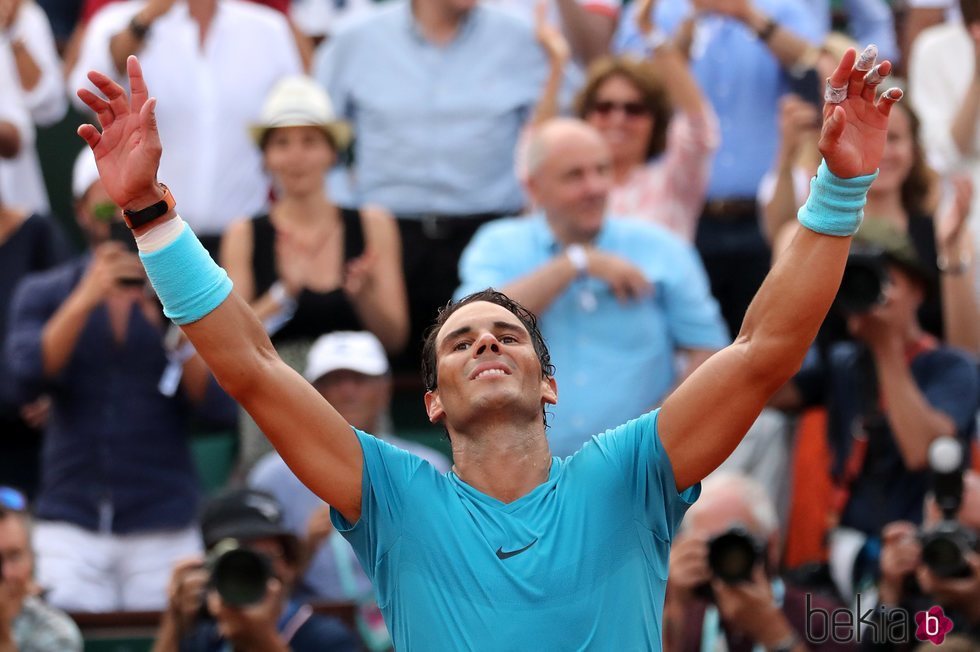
[786,67,823,111]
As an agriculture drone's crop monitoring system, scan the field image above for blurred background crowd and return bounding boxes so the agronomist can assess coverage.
[0,0,979,646]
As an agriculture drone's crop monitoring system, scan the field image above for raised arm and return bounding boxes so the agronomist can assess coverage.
[659,46,902,491]
[76,57,364,523]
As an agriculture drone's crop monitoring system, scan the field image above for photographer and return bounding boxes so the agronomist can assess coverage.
[664,473,852,652]
[153,488,358,652]
[772,219,979,600]
[871,470,980,650]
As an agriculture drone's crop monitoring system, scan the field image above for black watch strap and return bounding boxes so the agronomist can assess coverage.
[123,184,176,229]
[129,15,150,40]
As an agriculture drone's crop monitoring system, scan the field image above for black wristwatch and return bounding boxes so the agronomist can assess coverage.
[128,15,151,40]
[755,17,779,42]
[122,184,176,229]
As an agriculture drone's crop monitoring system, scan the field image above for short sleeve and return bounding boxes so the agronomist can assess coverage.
[918,350,979,437]
[454,220,524,300]
[661,239,730,349]
[330,430,426,573]
[590,409,700,541]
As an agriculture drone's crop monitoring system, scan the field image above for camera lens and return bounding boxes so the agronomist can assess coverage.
[210,547,272,607]
[708,529,760,584]
[837,257,885,314]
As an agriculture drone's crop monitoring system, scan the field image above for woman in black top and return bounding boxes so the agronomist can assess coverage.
[220,77,408,353]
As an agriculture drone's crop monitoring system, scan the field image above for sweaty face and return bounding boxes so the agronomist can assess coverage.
[263,126,336,196]
[313,370,390,433]
[425,302,556,428]
[873,106,915,195]
[585,75,654,168]
[529,130,612,242]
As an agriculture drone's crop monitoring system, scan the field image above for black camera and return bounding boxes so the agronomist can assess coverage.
[707,526,766,584]
[919,438,978,579]
[835,249,889,315]
[206,539,273,607]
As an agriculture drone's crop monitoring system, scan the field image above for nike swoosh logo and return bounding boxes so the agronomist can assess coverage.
[495,538,538,560]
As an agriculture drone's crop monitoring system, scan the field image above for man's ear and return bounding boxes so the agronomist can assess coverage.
[542,375,557,407]
[424,390,445,424]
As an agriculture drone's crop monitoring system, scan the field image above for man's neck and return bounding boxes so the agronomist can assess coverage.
[411,0,467,46]
[545,214,601,247]
[188,0,218,45]
[449,420,552,504]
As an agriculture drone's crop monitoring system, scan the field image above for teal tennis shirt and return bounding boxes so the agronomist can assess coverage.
[330,408,700,650]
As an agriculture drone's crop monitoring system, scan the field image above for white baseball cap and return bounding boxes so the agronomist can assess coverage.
[304,331,389,383]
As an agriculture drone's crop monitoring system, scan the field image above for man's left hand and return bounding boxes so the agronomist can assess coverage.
[712,566,797,647]
[917,553,980,624]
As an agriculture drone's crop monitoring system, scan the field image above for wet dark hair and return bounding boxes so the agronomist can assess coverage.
[420,289,555,424]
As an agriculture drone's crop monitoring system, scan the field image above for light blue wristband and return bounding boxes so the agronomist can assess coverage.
[140,224,233,325]
[797,160,878,237]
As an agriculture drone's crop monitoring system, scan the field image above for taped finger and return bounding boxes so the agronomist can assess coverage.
[824,79,847,104]
[855,44,877,72]
[876,87,903,116]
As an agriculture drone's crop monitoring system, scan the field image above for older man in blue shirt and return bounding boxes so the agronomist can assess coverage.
[456,119,729,456]
[315,0,557,366]
[617,0,824,338]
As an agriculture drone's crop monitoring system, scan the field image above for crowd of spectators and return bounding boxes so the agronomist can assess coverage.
[0,0,978,645]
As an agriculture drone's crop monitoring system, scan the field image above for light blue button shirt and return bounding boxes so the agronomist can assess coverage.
[455,215,730,457]
[314,1,551,215]
[615,0,824,199]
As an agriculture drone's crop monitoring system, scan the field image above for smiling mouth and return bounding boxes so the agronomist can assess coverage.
[472,368,509,380]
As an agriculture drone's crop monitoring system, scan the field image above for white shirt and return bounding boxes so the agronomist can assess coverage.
[0,1,66,214]
[70,0,303,235]
[908,21,980,294]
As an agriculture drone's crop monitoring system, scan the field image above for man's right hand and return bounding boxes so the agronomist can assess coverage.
[73,242,146,310]
[165,557,209,636]
[666,535,711,606]
[77,56,166,213]
[587,250,652,302]
[878,521,921,605]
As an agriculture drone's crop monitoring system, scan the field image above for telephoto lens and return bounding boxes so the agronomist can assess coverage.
[707,527,765,584]
[835,250,888,314]
[207,539,273,607]
[920,439,977,579]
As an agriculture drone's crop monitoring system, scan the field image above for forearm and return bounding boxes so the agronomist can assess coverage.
[873,342,956,469]
[553,0,614,64]
[150,611,182,652]
[654,45,709,118]
[499,255,579,315]
[740,7,810,70]
[951,77,980,157]
[530,62,565,126]
[40,291,96,378]
[109,14,154,75]
[0,121,20,158]
[10,41,41,92]
[939,243,980,353]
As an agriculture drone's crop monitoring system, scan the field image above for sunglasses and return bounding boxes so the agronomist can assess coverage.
[0,486,27,512]
[589,100,650,118]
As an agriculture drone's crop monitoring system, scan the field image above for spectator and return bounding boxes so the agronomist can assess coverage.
[0,177,67,499]
[528,0,719,242]
[901,0,962,72]
[909,0,980,300]
[0,488,83,652]
[222,76,408,471]
[771,220,979,601]
[250,330,448,650]
[2,150,214,612]
[0,0,67,216]
[484,0,619,65]
[69,0,303,254]
[153,488,359,652]
[455,119,728,456]
[664,473,852,652]
[314,0,559,365]
[767,101,980,352]
[805,0,898,64]
[872,470,980,651]
[616,0,824,337]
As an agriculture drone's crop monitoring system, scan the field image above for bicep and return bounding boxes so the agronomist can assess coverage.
[659,343,774,491]
[181,292,364,521]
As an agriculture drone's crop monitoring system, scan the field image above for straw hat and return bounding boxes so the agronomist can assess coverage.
[249,76,351,151]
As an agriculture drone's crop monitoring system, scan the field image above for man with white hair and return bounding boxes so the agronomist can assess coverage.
[456,117,729,456]
[665,473,851,652]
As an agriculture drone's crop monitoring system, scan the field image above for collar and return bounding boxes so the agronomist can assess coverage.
[402,0,479,46]
[531,212,610,254]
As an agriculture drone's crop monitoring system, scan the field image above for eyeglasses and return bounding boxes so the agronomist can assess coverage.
[0,487,27,512]
[589,100,650,118]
